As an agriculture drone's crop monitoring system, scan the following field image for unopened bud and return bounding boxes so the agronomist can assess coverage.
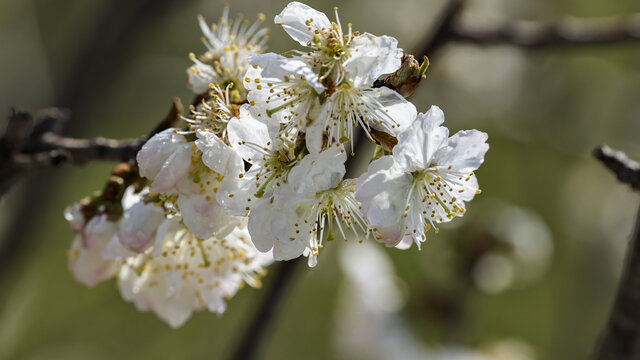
[377,54,429,98]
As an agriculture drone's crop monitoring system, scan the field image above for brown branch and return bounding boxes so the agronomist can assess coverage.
[593,145,640,191]
[593,145,640,359]
[0,98,182,198]
[415,0,468,58]
[452,14,640,48]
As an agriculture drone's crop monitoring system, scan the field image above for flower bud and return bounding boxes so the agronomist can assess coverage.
[377,54,429,98]
[68,214,119,287]
[117,202,166,253]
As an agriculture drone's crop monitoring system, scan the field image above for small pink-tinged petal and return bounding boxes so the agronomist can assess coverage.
[117,202,166,253]
[82,215,119,250]
[68,236,117,287]
[149,144,192,194]
[178,194,238,239]
[137,129,187,180]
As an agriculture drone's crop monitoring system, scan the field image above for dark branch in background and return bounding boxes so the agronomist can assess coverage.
[230,259,302,360]
[452,14,640,48]
[593,145,640,191]
[415,0,468,58]
[593,145,640,359]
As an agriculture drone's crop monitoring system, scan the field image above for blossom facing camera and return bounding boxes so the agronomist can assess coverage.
[356,106,489,249]
[187,7,269,97]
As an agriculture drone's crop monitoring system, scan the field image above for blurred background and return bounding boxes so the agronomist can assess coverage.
[1,0,640,359]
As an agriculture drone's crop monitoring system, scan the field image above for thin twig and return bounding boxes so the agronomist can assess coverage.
[0,98,182,199]
[452,14,640,48]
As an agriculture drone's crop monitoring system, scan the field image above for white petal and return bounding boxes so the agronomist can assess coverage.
[392,105,448,172]
[434,129,489,173]
[394,234,414,250]
[121,186,147,210]
[227,107,271,163]
[186,60,217,94]
[369,86,417,136]
[288,145,346,195]
[117,202,166,253]
[217,166,263,216]
[149,143,192,194]
[247,201,278,252]
[101,235,135,260]
[355,156,411,246]
[137,129,187,180]
[150,216,183,257]
[64,204,85,233]
[304,118,324,154]
[272,238,307,261]
[247,53,324,94]
[178,194,238,239]
[344,33,402,88]
[68,236,116,287]
[270,194,315,245]
[83,215,119,250]
[195,130,244,177]
[274,2,331,48]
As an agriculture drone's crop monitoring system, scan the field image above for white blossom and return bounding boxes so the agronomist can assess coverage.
[307,84,416,154]
[271,2,413,153]
[185,85,239,137]
[218,107,298,216]
[244,53,324,138]
[137,127,244,240]
[250,145,369,266]
[187,9,269,95]
[356,106,489,248]
[67,214,119,287]
[117,218,272,328]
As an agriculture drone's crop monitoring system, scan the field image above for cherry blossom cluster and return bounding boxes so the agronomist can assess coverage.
[65,1,489,326]
[65,8,273,328]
